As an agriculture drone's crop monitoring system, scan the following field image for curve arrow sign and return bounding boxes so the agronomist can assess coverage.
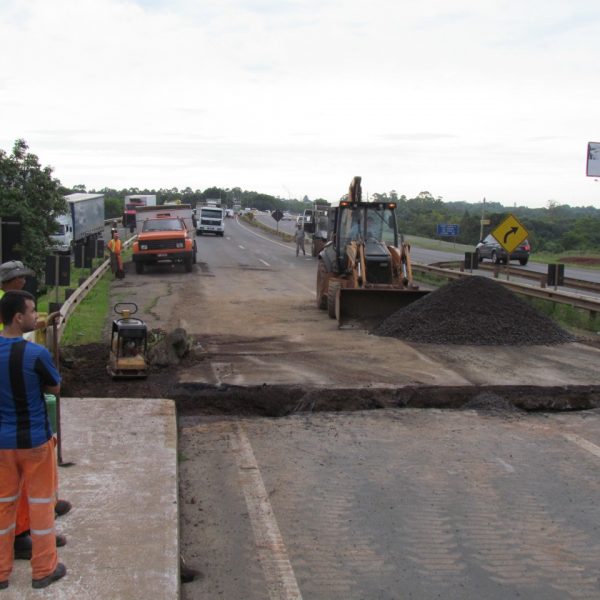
[503,227,518,243]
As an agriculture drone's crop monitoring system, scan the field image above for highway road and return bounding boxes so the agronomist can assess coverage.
[112,217,600,600]
[252,212,600,284]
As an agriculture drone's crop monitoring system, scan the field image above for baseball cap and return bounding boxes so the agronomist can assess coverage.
[0,260,34,283]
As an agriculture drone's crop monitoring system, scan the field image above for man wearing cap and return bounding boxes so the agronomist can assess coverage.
[0,262,71,562]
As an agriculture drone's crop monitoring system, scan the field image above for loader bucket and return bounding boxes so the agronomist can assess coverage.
[337,287,430,329]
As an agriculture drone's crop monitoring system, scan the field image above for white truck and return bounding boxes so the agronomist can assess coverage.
[123,194,157,231]
[135,204,196,233]
[51,193,105,253]
[195,205,225,236]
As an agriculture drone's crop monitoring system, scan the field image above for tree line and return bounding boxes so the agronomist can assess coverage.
[2,139,600,276]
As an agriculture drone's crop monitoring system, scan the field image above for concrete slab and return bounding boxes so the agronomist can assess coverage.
[4,397,179,599]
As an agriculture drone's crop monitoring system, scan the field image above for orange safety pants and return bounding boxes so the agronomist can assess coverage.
[0,439,58,581]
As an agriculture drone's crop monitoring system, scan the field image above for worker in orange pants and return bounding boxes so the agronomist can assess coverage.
[0,262,71,561]
[0,290,67,589]
[0,440,63,587]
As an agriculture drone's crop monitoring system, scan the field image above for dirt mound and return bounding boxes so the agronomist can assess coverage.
[559,256,600,266]
[372,276,575,346]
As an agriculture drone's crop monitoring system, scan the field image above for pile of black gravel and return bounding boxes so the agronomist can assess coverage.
[372,276,575,346]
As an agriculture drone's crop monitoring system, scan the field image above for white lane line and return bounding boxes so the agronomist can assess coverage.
[495,458,515,473]
[259,259,271,267]
[562,433,600,459]
[236,218,296,252]
[231,424,303,600]
[239,245,246,250]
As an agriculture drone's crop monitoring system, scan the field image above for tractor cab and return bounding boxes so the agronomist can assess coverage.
[108,303,148,378]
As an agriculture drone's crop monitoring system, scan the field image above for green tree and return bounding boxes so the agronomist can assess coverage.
[0,139,67,274]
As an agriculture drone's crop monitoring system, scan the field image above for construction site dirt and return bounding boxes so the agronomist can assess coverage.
[59,220,600,599]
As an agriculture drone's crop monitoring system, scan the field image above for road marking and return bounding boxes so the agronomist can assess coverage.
[239,245,246,250]
[231,424,303,600]
[236,218,296,253]
[495,458,515,473]
[562,432,600,459]
[259,259,271,267]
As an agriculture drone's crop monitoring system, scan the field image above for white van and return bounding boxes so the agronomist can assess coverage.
[196,206,225,236]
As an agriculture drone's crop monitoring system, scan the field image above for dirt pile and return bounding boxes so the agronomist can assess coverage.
[372,275,575,346]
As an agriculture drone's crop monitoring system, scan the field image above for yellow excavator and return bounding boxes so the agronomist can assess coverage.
[316,176,429,327]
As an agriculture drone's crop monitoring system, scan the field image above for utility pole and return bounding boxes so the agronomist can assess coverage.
[479,197,486,240]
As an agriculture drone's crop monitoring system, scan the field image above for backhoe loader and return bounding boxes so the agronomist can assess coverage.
[316,176,429,327]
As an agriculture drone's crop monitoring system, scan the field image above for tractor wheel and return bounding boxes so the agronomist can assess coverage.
[135,262,144,274]
[327,282,340,319]
[316,262,328,309]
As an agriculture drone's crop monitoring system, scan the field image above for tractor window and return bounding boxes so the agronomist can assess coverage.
[339,207,362,247]
[367,208,396,244]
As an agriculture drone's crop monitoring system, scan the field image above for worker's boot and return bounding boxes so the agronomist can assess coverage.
[14,533,67,560]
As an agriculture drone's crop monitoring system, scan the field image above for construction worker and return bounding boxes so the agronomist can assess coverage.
[0,290,66,589]
[107,231,124,278]
[0,262,71,562]
[294,224,306,256]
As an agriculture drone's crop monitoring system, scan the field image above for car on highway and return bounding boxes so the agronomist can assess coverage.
[281,212,293,221]
[476,234,530,265]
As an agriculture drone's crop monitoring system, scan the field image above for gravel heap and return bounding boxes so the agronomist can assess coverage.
[372,276,575,346]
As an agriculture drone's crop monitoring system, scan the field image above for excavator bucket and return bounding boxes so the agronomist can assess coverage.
[336,287,430,329]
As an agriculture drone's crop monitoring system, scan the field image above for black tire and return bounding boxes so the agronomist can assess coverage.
[492,251,501,265]
[192,243,197,264]
[316,262,328,309]
[519,258,528,266]
[327,282,340,319]
[135,262,144,274]
[184,257,193,272]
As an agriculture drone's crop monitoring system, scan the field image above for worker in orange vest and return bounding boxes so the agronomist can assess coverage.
[106,232,124,279]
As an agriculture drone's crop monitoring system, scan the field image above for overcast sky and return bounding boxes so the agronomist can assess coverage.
[1,0,599,207]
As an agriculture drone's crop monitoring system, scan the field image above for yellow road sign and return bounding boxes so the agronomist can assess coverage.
[491,214,529,254]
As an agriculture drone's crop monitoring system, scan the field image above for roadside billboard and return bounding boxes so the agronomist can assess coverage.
[586,142,600,177]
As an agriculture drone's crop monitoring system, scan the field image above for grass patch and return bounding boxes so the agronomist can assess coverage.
[527,251,600,269]
[241,214,294,242]
[527,298,600,334]
[404,235,476,253]
[59,270,112,346]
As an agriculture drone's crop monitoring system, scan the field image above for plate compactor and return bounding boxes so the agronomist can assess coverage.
[108,303,148,378]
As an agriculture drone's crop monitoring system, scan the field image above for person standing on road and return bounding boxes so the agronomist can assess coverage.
[294,224,306,256]
[0,290,67,589]
[0,262,71,563]
[107,231,124,278]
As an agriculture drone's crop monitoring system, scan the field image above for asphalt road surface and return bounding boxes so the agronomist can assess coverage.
[108,217,600,599]
[180,408,600,600]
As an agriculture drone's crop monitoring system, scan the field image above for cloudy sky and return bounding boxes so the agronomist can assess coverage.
[1,0,599,207]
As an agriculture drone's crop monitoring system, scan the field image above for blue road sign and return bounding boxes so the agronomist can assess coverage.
[437,224,460,237]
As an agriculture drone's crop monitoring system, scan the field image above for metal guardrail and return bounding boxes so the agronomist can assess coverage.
[413,263,600,316]
[48,237,136,346]
[434,261,600,294]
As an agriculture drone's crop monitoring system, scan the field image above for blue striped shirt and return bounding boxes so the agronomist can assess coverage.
[0,336,61,449]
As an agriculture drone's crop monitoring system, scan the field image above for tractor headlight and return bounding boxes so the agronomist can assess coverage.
[140,244,148,250]
[176,242,184,248]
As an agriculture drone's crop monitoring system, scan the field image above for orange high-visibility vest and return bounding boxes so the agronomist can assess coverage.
[107,238,122,254]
